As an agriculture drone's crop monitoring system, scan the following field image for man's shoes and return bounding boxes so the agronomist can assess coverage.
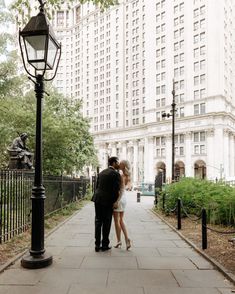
[101,246,112,251]
[95,247,101,252]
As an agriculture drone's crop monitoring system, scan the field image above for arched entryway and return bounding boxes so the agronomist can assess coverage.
[194,160,206,179]
[175,161,185,181]
[156,162,166,184]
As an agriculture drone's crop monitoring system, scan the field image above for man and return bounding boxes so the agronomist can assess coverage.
[10,133,34,169]
[92,156,121,252]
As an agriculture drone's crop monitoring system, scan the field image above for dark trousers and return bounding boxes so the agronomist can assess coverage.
[94,202,113,248]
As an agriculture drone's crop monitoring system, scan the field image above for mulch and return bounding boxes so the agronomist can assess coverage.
[157,211,235,276]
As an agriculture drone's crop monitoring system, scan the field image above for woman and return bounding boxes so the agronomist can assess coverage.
[113,160,131,250]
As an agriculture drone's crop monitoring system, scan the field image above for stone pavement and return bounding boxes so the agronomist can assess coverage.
[0,192,234,294]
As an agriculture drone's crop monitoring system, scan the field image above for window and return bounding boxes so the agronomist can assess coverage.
[200,74,205,84]
[194,48,199,58]
[194,90,199,99]
[194,62,199,72]
[180,93,184,102]
[200,88,205,98]
[194,131,204,142]
[194,76,199,85]
[174,68,179,77]
[200,45,206,55]
[194,21,199,31]
[194,104,199,115]
[194,34,199,44]
[200,60,205,70]
[200,32,205,41]
[200,103,205,114]
[179,107,184,117]
[194,8,199,17]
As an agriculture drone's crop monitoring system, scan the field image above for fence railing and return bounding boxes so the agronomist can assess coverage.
[158,194,235,250]
[0,170,90,243]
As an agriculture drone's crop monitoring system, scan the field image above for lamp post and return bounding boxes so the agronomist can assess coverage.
[162,80,177,182]
[19,0,61,269]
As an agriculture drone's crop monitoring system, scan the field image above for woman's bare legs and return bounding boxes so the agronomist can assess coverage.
[113,211,121,245]
[119,212,131,249]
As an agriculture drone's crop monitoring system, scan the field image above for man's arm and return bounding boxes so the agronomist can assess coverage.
[113,172,121,203]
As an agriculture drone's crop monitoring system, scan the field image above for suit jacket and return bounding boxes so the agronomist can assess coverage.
[92,167,121,207]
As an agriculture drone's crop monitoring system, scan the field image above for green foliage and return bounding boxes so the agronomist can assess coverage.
[0,4,98,174]
[0,87,98,174]
[157,177,235,226]
[12,0,119,18]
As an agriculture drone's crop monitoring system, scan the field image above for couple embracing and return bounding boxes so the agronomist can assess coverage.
[92,157,131,252]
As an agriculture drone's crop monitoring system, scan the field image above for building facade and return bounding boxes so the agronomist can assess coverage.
[52,0,235,185]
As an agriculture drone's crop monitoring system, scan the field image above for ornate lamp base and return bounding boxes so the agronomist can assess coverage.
[21,252,53,269]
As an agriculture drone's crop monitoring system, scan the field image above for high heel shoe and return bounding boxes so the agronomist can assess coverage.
[114,241,122,248]
[126,238,131,250]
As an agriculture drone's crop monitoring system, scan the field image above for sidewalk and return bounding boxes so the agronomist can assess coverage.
[0,192,234,294]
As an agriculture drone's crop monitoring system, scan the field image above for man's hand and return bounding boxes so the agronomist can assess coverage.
[113,201,119,209]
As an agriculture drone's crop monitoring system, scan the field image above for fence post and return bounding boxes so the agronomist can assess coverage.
[162,192,165,211]
[202,208,207,250]
[177,198,181,230]
[137,192,141,202]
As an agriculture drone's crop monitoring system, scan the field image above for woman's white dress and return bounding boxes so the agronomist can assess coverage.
[113,176,127,212]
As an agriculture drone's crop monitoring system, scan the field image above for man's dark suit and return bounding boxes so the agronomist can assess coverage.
[92,166,121,249]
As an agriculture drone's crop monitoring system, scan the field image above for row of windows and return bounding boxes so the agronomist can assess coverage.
[156,132,205,145]
[156,103,206,121]
[156,144,206,157]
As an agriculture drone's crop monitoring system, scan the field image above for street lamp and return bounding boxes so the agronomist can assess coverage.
[162,80,177,182]
[19,0,61,269]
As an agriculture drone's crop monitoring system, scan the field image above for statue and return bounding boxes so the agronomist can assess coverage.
[7,133,34,169]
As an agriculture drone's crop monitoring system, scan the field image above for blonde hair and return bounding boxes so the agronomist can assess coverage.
[120,160,131,185]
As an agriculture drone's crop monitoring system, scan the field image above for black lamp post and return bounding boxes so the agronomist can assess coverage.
[162,80,177,183]
[19,0,61,269]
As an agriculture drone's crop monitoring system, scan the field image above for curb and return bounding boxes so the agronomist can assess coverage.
[150,209,235,286]
[0,202,88,274]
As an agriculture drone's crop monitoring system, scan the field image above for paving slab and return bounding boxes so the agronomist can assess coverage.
[144,286,221,294]
[67,285,145,294]
[0,192,234,294]
[172,269,232,288]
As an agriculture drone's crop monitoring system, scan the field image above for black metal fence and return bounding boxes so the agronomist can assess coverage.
[0,170,90,243]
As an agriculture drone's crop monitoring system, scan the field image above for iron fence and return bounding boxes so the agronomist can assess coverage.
[0,170,90,243]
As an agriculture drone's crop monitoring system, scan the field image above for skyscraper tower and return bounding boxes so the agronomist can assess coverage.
[52,0,235,184]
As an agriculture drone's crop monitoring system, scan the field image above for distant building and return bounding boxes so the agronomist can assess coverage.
[51,0,235,184]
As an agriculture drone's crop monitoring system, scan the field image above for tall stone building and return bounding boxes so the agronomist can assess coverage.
[51,0,235,185]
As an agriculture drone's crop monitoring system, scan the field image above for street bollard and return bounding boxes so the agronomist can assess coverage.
[177,198,181,230]
[137,192,141,202]
[202,208,207,250]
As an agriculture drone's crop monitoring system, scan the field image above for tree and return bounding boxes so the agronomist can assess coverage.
[0,86,98,174]
[0,1,98,174]
[0,2,27,164]
[12,0,118,15]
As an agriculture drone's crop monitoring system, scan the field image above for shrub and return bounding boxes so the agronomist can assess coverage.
[157,177,235,226]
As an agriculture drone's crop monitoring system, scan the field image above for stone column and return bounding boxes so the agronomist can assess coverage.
[229,132,235,177]
[206,129,215,180]
[223,129,229,179]
[213,127,224,179]
[185,132,192,177]
[165,134,172,181]
[138,139,145,183]
[133,140,138,186]
[121,141,127,160]
[144,137,154,182]
[110,143,116,157]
